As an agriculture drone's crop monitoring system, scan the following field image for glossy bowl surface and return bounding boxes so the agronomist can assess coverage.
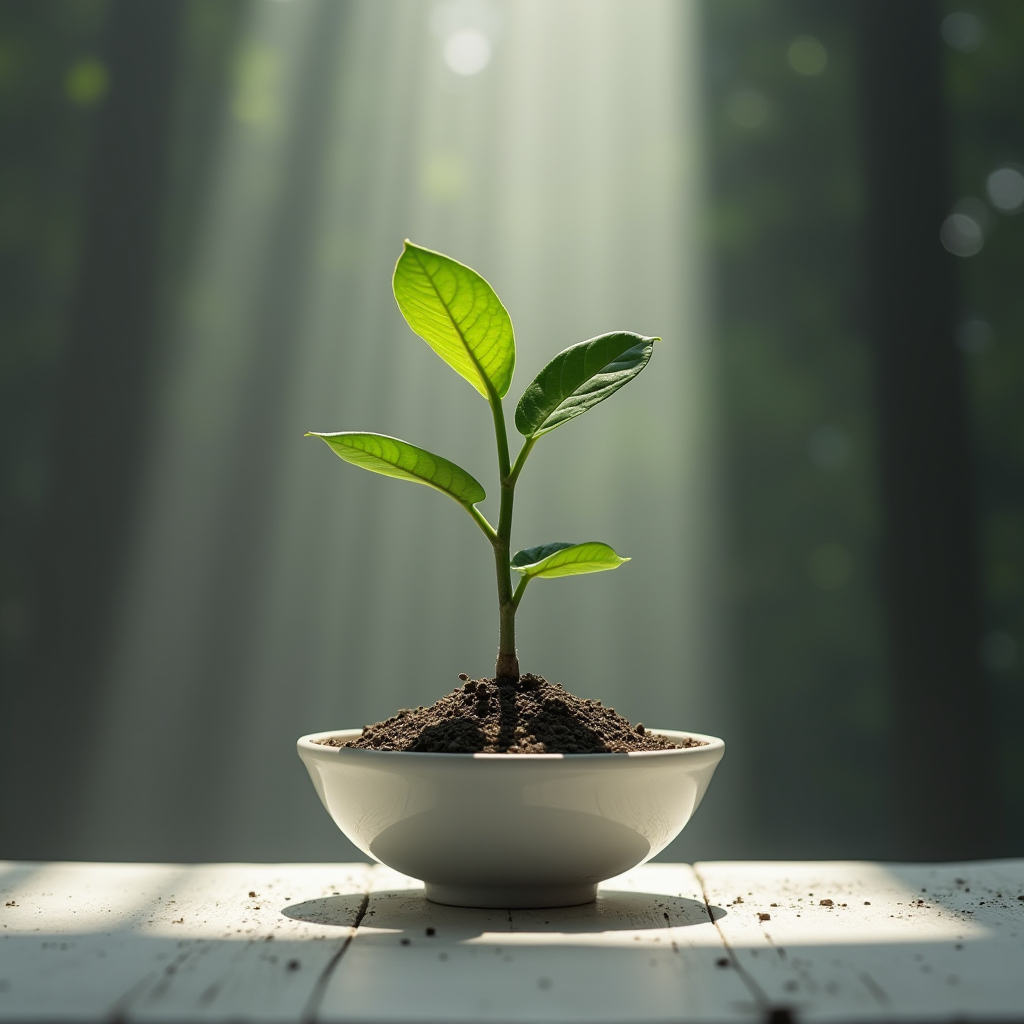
[297,728,724,908]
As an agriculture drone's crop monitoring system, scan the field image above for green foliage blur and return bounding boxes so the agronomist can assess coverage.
[704,0,1023,852]
[0,0,1020,858]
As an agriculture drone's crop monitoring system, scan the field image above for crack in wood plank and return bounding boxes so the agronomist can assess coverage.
[302,891,369,1024]
[693,862,772,1017]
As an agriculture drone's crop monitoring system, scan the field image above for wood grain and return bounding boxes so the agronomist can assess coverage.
[3,860,1024,1023]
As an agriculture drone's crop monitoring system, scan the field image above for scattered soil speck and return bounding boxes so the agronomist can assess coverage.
[819,899,834,907]
[758,913,771,922]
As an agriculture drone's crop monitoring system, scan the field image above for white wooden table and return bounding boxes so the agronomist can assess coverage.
[3,859,1024,1023]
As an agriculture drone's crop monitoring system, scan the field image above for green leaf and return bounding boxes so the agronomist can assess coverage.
[393,241,515,400]
[515,331,657,438]
[510,541,630,579]
[307,431,485,507]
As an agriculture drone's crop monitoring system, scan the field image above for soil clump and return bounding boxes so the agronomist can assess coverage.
[318,673,706,754]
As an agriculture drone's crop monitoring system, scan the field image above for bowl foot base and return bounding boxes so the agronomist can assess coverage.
[424,882,598,909]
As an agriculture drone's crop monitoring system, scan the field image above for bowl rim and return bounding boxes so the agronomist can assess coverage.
[297,727,724,760]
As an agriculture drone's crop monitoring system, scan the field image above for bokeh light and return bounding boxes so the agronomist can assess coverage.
[787,35,827,76]
[808,543,853,590]
[941,11,984,51]
[957,319,994,354]
[940,212,984,257]
[443,28,491,75]
[986,166,1024,214]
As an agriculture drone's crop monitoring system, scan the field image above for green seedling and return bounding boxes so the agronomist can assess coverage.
[307,241,657,681]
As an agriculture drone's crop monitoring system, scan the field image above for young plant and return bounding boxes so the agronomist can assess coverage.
[307,242,657,681]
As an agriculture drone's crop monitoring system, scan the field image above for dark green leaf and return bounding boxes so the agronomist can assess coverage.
[307,431,485,507]
[515,331,657,438]
[393,241,515,400]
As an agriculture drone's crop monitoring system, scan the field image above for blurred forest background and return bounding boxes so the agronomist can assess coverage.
[1,0,1021,865]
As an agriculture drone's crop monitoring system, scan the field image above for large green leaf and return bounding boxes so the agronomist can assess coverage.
[393,241,515,400]
[510,541,630,579]
[515,331,657,438]
[307,431,485,507]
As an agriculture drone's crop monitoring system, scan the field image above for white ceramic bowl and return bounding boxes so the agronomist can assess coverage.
[297,728,724,908]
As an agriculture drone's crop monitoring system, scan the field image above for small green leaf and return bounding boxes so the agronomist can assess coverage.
[307,431,485,507]
[515,331,657,438]
[393,241,515,400]
[511,541,630,579]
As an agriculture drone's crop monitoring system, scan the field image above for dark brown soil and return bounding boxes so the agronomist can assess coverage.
[317,673,707,754]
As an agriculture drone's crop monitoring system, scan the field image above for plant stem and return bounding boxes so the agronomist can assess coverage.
[466,502,497,542]
[508,436,536,487]
[487,392,520,680]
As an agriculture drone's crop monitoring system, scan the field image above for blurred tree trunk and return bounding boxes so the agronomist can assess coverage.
[11,0,183,855]
[859,0,1001,858]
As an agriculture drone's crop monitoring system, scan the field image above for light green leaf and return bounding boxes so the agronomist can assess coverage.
[393,241,515,400]
[307,431,485,507]
[515,331,657,438]
[510,541,630,579]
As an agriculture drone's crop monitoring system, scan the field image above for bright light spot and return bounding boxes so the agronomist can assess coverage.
[444,28,491,75]
[808,544,853,590]
[65,58,108,107]
[940,213,983,257]
[808,425,851,471]
[941,11,984,52]
[981,631,1017,672]
[726,88,770,129]
[986,166,1024,213]
[957,319,993,354]
[787,36,828,76]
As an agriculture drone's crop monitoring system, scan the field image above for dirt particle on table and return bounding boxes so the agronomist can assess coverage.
[864,901,871,905]
[819,899,834,907]
[716,957,731,968]
[758,912,771,922]
[287,959,300,971]
[319,674,705,754]
[426,927,436,936]
[400,938,410,946]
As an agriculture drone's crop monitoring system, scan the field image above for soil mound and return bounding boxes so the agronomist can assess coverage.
[318,673,706,754]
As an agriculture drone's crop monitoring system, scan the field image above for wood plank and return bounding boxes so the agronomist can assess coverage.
[316,863,755,1023]
[6,860,1024,1023]
[0,862,371,1023]
[695,859,1024,1022]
